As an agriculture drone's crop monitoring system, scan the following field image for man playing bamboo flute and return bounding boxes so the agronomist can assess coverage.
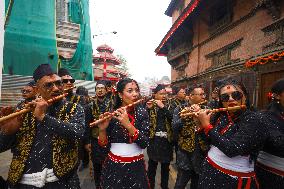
[0,64,85,189]
[172,85,209,189]
[146,84,173,189]
[89,80,114,189]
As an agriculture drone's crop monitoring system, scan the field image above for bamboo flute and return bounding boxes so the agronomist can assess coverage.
[90,98,144,127]
[180,105,246,118]
[179,100,208,115]
[0,93,69,123]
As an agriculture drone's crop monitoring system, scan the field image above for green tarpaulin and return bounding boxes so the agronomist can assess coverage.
[62,0,93,80]
[3,0,93,81]
[69,0,81,24]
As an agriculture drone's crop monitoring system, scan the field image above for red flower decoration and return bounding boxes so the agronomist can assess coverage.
[244,50,284,68]
[270,54,281,61]
[259,58,269,65]
[278,52,284,57]
[245,61,255,68]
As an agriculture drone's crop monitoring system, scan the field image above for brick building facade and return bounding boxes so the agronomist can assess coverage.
[156,0,284,109]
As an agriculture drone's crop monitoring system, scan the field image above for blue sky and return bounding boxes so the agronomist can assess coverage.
[89,0,172,82]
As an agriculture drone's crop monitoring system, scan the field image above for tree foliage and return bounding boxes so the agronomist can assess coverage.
[117,54,131,77]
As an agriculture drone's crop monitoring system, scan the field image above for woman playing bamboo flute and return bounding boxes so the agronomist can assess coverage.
[255,78,284,189]
[195,78,265,189]
[97,78,150,189]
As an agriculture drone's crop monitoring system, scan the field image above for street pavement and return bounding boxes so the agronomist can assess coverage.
[0,150,190,189]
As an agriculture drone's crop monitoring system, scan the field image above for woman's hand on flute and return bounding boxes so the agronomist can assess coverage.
[113,107,137,136]
[194,109,212,129]
[98,113,111,144]
[32,98,48,121]
[113,107,132,129]
[97,112,112,131]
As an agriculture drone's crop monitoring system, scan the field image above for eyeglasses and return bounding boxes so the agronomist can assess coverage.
[21,89,32,94]
[43,80,63,90]
[220,91,243,102]
[62,79,75,84]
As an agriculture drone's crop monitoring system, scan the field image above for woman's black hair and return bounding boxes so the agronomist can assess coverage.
[216,77,250,108]
[114,78,140,109]
[271,78,284,95]
[267,77,284,115]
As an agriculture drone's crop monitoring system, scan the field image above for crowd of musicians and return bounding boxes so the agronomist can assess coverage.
[0,63,283,189]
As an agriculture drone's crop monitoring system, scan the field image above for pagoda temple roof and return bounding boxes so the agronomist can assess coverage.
[93,44,127,81]
[93,51,120,65]
[93,66,127,76]
[93,44,121,65]
[97,44,114,53]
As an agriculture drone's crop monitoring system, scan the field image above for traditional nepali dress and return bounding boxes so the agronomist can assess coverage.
[168,98,185,115]
[0,100,85,189]
[256,110,284,189]
[66,93,83,104]
[172,103,208,189]
[147,104,173,163]
[90,97,113,188]
[198,110,266,189]
[98,105,150,189]
[147,104,173,189]
[16,98,35,110]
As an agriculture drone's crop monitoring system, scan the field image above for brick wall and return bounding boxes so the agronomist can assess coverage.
[170,0,284,81]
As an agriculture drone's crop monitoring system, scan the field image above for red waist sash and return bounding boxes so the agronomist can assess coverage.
[108,152,144,163]
[206,156,259,189]
[256,161,284,177]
